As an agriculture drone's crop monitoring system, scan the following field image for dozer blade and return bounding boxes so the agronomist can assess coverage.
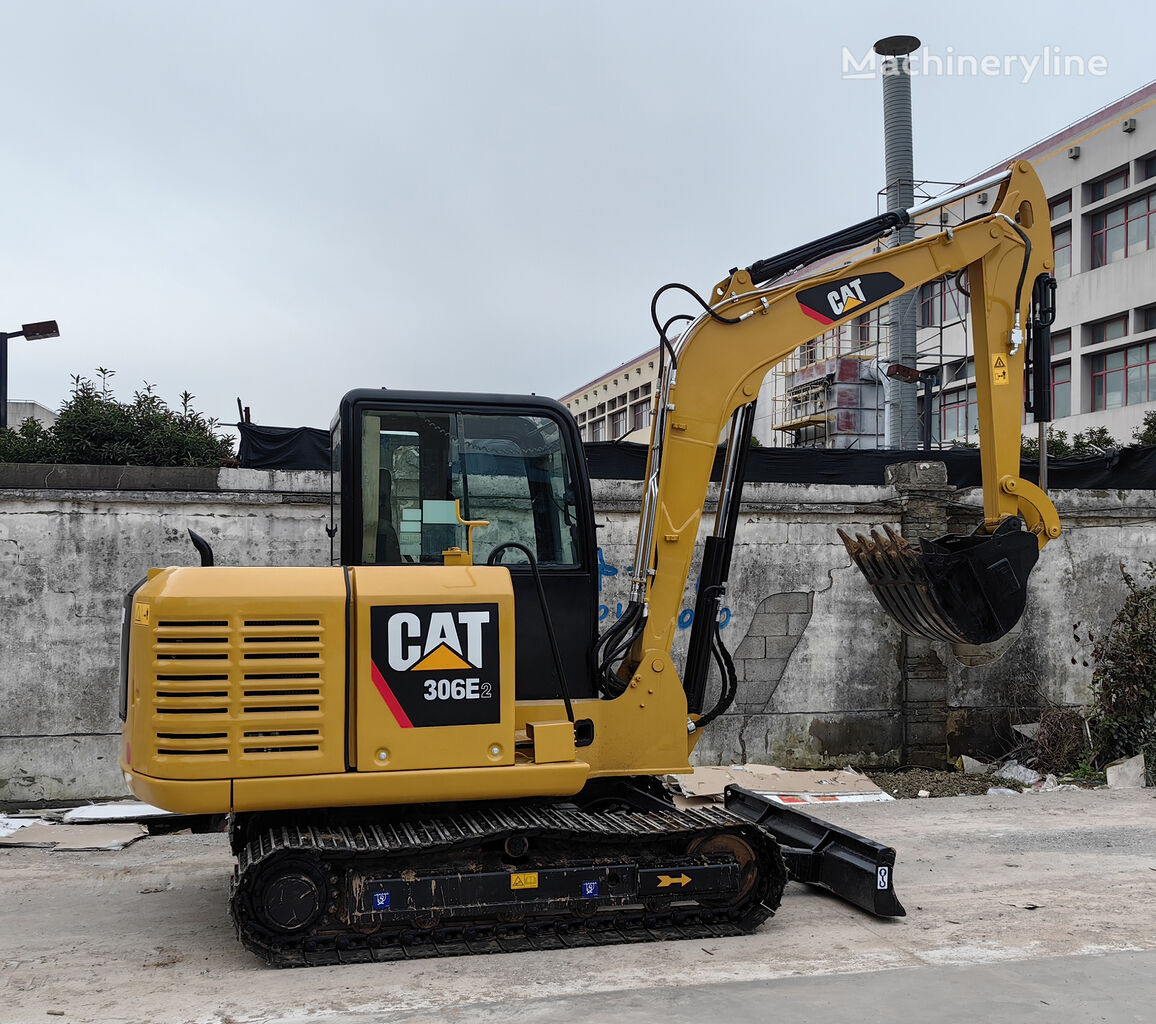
[837,517,1039,646]
[724,785,905,917]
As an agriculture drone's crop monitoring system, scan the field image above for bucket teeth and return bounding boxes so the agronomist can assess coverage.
[839,523,970,644]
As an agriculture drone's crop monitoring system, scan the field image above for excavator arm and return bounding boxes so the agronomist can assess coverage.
[601,159,1060,728]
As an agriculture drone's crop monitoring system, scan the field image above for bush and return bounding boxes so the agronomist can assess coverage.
[0,369,235,467]
[1087,562,1156,777]
[1133,410,1156,447]
[1021,425,1122,459]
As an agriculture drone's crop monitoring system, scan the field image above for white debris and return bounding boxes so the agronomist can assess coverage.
[986,787,1021,796]
[917,790,931,798]
[1106,753,1147,790]
[62,802,175,824]
[960,755,994,776]
[994,761,1042,786]
[0,816,49,838]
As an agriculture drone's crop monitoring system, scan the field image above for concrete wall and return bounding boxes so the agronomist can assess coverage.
[2,463,1153,803]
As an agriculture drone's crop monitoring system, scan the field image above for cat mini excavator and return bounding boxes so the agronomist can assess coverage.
[119,159,1061,966]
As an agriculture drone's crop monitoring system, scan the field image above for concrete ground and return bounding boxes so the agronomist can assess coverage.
[1,790,1153,1024]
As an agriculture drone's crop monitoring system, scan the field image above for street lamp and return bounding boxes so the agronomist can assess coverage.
[1,320,61,429]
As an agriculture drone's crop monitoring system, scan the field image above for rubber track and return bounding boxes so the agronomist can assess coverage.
[231,803,787,967]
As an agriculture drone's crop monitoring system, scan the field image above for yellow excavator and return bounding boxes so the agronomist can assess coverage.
[119,159,1060,966]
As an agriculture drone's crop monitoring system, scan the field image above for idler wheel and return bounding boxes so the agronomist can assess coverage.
[250,857,329,936]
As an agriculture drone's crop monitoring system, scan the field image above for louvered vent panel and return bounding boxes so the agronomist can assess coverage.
[150,620,233,756]
[238,618,325,759]
[150,616,331,765]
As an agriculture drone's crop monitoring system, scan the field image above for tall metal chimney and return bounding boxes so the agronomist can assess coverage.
[875,34,921,449]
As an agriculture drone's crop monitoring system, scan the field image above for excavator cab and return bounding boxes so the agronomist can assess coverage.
[330,389,601,701]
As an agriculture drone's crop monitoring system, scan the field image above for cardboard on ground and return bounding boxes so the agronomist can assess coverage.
[0,821,148,851]
[672,764,893,805]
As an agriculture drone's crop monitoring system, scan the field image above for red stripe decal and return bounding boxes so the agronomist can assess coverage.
[799,304,834,325]
[371,662,414,728]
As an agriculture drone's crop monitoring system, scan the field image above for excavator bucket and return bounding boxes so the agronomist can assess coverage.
[837,517,1039,645]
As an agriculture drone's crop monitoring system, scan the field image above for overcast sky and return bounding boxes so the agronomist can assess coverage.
[1,1,1151,435]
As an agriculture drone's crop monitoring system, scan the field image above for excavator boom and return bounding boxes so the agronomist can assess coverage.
[611,159,1059,716]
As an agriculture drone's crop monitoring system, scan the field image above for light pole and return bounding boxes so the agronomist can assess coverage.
[1,320,61,429]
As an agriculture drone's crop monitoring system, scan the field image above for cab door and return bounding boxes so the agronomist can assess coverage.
[336,390,600,707]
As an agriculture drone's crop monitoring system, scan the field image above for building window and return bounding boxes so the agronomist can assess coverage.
[1049,193,1072,219]
[1053,224,1071,279]
[1087,168,1129,203]
[1051,330,1071,356]
[1090,316,1128,346]
[919,281,943,327]
[589,419,605,442]
[1142,155,1156,182]
[596,402,606,416]
[1090,192,1155,267]
[631,399,650,431]
[609,409,627,437]
[919,277,968,327]
[940,385,978,441]
[1051,362,1071,419]
[1090,341,1156,410]
[1143,308,1156,332]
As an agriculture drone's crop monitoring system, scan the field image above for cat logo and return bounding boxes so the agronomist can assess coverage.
[370,603,501,729]
[797,271,905,326]
[385,609,491,673]
[827,277,867,317]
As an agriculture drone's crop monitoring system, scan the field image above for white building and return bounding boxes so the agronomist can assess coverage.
[562,81,1156,453]
[560,347,659,444]
[3,400,57,430]
[755,80,1156,450]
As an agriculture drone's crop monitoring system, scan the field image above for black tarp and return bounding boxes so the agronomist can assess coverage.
[233,420,1156,490]
[582,441,1156,491]
[237,422,330,471]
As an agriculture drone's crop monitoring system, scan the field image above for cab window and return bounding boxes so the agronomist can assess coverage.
[357,409,579,567]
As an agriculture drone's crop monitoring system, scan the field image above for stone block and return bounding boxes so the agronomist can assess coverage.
[904,675,947,703]
[906,720,947,746]
[747,611,789,636]
[885,461,949,486]
[764,635,803,660]
[787,612,812,635]
[760,592,811,614]
[740,658,788,684]
[733,635,764,660]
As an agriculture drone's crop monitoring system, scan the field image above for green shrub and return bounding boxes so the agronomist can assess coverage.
[1088,562,1156,778]
[0,368,235,467]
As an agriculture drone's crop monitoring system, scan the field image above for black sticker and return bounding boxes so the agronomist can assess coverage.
[797,271,905,325]
[370,603,500,728]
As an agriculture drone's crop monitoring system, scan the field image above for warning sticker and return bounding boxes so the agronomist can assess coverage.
[510,872,539,890]
[992,354,1009,385]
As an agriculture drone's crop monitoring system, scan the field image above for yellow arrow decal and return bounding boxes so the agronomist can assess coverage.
[657,873,691,888]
